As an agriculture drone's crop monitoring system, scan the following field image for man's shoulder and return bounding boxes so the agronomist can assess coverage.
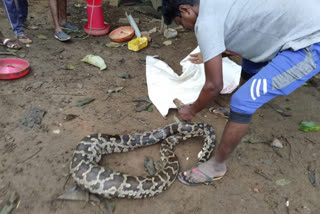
[199,0,235,13]
[198,0,238,25]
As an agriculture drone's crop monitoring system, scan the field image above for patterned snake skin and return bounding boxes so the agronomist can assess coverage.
[70,122,216,199]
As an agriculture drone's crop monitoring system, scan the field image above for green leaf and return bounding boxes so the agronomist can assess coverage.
[38,34,47,40]
[276,179,290,186]
[66,64,75,70]
[147,106,153,112]
[299,121,320,132]
[81,55,107,70]
[76,98,95,107]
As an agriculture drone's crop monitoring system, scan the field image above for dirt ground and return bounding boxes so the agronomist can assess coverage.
[1,1,320,214]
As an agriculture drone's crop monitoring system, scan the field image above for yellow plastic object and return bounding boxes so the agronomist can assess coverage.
[128,37,148,51]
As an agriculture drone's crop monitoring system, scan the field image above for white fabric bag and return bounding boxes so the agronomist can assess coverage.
[146,47,241,117]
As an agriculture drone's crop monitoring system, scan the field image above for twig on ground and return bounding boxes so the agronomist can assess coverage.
[104,93,111,101]
[305,137,316,145]
[63,174,71,190]
[0,51,16,55]
[73,34,90,40]
[18,147,42,163]
[254,168,273,181]
[283,137,292,161]
[50,93,86,96]
[271,147,283,158]
[267,103,291,117]
[0,126,17,140]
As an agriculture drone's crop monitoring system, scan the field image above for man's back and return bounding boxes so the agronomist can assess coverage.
[196,0,320,62]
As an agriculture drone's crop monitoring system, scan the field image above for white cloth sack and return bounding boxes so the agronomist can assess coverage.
[146,47,241,117]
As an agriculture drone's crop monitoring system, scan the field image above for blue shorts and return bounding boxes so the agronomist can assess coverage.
[229,42,320,124]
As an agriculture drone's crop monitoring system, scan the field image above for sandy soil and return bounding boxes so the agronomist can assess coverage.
[1,1,320,214]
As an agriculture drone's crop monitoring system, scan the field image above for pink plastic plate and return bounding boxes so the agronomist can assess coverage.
[0,58,30,80]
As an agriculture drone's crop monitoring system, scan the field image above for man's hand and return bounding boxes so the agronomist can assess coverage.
[188,52,203,64]
[178,54,223,121]
[178,105,196,121]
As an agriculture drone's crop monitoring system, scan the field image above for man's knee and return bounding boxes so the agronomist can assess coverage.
[229,94,253,124]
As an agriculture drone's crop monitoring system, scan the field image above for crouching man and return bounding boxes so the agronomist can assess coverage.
[162,0,320,185]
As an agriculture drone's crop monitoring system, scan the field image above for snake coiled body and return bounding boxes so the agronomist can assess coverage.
[70,122,216,199]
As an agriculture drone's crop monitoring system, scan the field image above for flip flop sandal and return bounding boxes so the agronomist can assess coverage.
[209,107,230,118]
[16,35,32,44]
[177,166,223,186]
[54,31,71,42]
[60,22,79,31]
[2,38,21,49]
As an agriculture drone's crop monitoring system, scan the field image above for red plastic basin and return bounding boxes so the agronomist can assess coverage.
[0,58,30,80]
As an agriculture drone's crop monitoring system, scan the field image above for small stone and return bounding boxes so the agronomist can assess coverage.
[64,114,77,121]
[163,40,172,46]
[77,83,83,89]
[271,138,283,148]
[150,18,161,23]
[253,187,259,193]
[164,28,178,39]
[53,129,60,134]
[148,27,157,34]
[5,134,15,143]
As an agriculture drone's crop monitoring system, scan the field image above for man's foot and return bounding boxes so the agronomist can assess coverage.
[16,35,32,44]
[178,159,227,186]
[60,22,79,32]
[2,38,21,49]
[209,107,230,118]
[54,31,71,42]
[22,20,39,30]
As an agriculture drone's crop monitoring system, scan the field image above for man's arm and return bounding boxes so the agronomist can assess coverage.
[178,54,223,121]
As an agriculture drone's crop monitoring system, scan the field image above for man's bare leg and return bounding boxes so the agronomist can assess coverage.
[49,0,63,33]
[57,0,67,26]
[180,121,249,183]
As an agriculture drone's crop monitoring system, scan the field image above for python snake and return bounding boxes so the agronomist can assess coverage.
[70,122,216,199]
